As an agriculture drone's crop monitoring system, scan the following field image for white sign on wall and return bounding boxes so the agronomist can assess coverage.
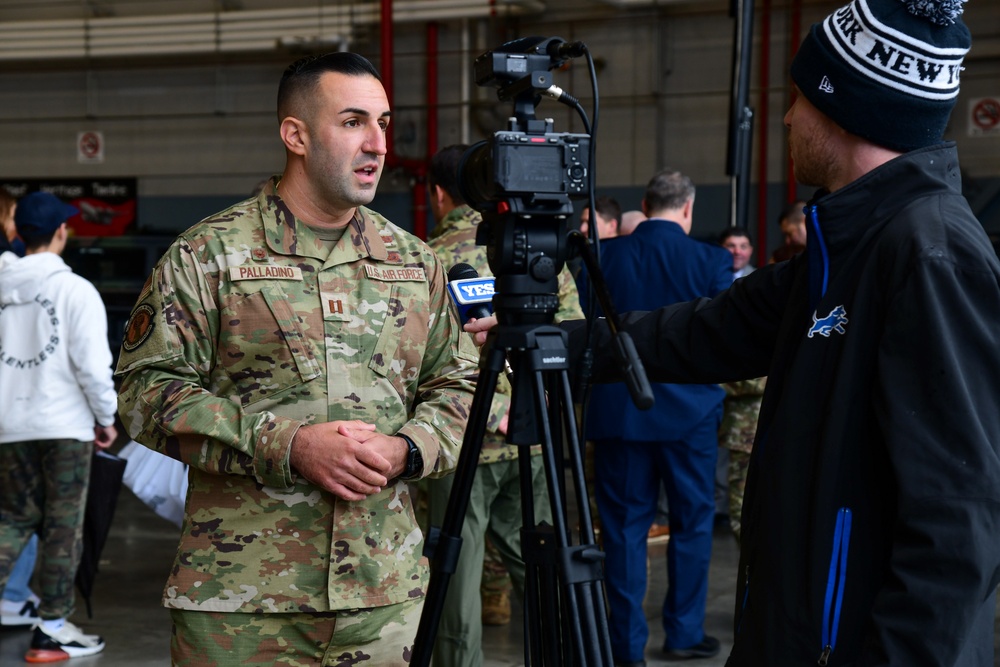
[968,98,1000,138]
[77,130,105,163]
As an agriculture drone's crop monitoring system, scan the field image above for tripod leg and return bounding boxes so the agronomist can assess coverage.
[556,371,614,667]
[521,363,617,667]
[410,343,506,667]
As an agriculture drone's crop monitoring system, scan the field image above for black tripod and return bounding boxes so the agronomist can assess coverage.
[411,211,651,667]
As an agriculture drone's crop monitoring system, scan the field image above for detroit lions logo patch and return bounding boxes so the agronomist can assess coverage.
[808,305,848,338]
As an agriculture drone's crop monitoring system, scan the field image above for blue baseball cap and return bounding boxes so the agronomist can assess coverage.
[14,191,79,239]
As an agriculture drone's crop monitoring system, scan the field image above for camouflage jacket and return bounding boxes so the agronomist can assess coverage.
[719,377,767,453]
[427,205,584,465]
[115,180,480,613]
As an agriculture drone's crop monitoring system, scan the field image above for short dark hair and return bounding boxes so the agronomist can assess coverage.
[719,226,752,246]
[778,200,806,226]
[585,195,622,228]
[428,144,467,205]
[22,229,58,251]
[277,52,382,122]
[644,169,695,213]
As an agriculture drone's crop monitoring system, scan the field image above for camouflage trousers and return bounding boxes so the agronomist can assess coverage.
[170,598,423,667]
[727,449,751,542]
[0,439,92,620]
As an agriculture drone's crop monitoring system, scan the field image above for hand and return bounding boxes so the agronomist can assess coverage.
[337,424,410,480]
[289,421,392,501]
[94,424,117,449]
[464,315,498,347]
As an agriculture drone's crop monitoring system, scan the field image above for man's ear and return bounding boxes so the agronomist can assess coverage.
[641,198,649,217]
[432,184,446,208]
[280,116,308,156]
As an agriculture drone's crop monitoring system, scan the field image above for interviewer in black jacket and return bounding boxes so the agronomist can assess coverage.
[469,1,1000,665]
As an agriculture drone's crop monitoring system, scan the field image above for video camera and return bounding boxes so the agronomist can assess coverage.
[458,36,591,217]
[456,36,594,323]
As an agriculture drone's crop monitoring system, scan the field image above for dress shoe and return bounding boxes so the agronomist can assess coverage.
[647,523,670,542]
[663,635,721,660]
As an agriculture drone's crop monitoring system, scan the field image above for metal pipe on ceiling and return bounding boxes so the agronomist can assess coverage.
[0,0,544,61]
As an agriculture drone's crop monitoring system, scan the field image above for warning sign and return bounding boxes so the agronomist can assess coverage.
[969,98,1000,137]
[77,131,105,163]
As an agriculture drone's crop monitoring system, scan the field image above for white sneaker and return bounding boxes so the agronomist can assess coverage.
[25,620,105,662]
[0,594,40,627]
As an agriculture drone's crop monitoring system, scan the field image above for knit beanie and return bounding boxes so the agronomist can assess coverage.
[790,0,971,152]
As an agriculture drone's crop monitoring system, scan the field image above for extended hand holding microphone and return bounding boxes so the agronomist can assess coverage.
[446,263,495,324]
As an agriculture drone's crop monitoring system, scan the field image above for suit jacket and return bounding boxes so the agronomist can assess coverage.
[580,218,732,441]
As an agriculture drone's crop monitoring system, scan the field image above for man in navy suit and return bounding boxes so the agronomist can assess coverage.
[578,169,732,665]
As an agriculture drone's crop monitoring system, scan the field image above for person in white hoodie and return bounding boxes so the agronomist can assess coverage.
[0,191,117,662]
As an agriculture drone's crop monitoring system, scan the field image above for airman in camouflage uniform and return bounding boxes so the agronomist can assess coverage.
[718,377,766,541]
[424,144,583,667]
[115,53,481,666]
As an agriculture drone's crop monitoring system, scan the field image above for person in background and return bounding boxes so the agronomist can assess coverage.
[777,200,807,247]
[719,227,755,279]
[769,241,805,264]
[0,191,118,661]
[579,195,621,240]
[425,144,583,667]
[115,53,480,666]
[0,186,42,631]
[715,225,763,544]
[618,210,647,236]
[577,168,732,664]
[0,186,25,264]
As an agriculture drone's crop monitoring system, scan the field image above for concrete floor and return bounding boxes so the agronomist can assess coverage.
[4,486,995,666]
[0,488,739,667]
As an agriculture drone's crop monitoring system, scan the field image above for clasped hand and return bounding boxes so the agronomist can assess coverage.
[289,420,408,501]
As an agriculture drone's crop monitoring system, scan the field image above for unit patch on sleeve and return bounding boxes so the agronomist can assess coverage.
[122,303,156,352]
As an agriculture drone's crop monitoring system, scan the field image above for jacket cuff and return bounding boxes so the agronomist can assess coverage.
[396,423,435,480]
[252,415,301,488]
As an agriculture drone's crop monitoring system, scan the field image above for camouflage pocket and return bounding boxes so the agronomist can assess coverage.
[221,284,321,406]
[367,284,427,399]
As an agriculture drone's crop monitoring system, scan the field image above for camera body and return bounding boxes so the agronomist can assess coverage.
[459,125,590,215]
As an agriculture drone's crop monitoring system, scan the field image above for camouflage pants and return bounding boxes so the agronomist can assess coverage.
[727,449,751,542]
[0,439,92,620]
[170,598,423,667]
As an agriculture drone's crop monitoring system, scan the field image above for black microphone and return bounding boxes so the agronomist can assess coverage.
[447,263,495,324]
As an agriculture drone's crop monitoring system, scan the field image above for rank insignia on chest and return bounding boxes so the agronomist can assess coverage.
[251,247,268,261]
[321,292,351,321]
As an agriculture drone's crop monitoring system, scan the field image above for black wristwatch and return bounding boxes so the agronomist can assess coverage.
[400,436,423,480]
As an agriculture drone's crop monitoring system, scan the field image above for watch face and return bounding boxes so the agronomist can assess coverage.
[403,440,422,479]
